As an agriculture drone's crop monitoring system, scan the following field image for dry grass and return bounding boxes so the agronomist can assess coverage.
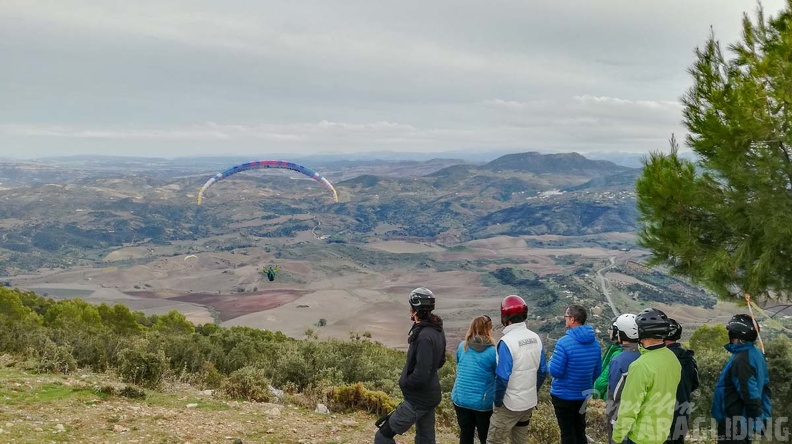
[0,361,461,444]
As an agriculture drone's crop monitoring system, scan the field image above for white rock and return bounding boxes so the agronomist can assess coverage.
[54,424,65,433]
[314,403,330,414]
[265,407,281,417]
[186,403,199,408]
[113,424,129,432]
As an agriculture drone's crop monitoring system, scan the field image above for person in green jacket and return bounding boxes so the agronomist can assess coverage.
[612,308,681,444]
[592,317,622,400]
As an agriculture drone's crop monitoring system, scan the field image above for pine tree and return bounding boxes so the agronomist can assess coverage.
[637,3,792,303]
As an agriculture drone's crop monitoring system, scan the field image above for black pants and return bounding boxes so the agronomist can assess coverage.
[551,394,588,444]
[374,400,437,444]
[453,404,492,444]
[666,414,689,444]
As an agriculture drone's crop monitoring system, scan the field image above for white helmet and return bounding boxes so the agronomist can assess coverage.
[613,313,639,340]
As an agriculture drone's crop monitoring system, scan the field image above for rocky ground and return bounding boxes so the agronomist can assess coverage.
[0,356,460,444]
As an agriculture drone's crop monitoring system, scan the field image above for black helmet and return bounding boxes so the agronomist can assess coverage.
[409,287,435,311]
[666,318,682,341]
[727,314,758,341]
[636,308,670,340]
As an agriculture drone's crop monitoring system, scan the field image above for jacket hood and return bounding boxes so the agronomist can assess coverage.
[408,315,444,343]
[466,335,494,352]
[667,342,695,362]
[567,324,596,344]
[725,342,756,354]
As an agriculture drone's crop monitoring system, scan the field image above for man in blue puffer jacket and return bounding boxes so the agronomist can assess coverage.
[549,304,602,444]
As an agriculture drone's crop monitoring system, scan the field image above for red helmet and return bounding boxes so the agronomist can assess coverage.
[500,295,528,326]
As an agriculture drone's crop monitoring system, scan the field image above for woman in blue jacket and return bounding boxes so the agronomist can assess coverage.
[451,315,497,444]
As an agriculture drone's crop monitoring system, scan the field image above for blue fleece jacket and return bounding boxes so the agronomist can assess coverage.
[549,324,602,400]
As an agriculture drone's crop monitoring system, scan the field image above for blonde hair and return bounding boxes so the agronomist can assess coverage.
[463,315,495,351]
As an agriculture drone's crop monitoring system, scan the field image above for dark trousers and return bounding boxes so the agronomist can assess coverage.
[666,413,690,444]
[551,394,588,444]
[374,400,437,444]
[454,404,493,444]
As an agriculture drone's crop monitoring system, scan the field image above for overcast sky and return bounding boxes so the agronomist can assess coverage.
[0,1,786,159]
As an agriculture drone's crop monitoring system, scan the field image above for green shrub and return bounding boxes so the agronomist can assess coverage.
[689,347,729,423]
[435,395,456,427]
[527,402,561,444]
[30,339,77,374]
[689,324,728,353]
[220,366,272,402]
[67,330,115,371]
[324,383,398,416]
[43,299,102,332]
[116,339,169,389]
[151,310,194,335]
[200,360,225,389]
[764,336,792,421]
[270,346,314,389]
[585,399,609,443]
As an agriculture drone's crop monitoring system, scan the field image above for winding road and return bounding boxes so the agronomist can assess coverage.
[596,256,620,317]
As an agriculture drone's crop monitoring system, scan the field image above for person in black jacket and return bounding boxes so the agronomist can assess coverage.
[664,319,699,444]
[375,287,447,444]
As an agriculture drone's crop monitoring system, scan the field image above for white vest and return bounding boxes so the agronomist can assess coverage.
[498,322,543,411]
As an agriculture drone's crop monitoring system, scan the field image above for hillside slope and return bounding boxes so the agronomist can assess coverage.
[0,360,459,444]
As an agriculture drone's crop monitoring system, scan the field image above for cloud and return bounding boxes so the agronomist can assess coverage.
[0,0,786,158]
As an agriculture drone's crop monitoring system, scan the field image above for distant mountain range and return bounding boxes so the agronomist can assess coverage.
[0,151,642,273]
[19,148,699,169]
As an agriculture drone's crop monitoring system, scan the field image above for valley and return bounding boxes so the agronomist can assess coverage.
[0,152,729,348]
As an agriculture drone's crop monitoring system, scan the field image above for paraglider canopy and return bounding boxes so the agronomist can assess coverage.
[196,160,338,204]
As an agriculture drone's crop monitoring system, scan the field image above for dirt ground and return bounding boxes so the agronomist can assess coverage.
[0,362,460,444]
